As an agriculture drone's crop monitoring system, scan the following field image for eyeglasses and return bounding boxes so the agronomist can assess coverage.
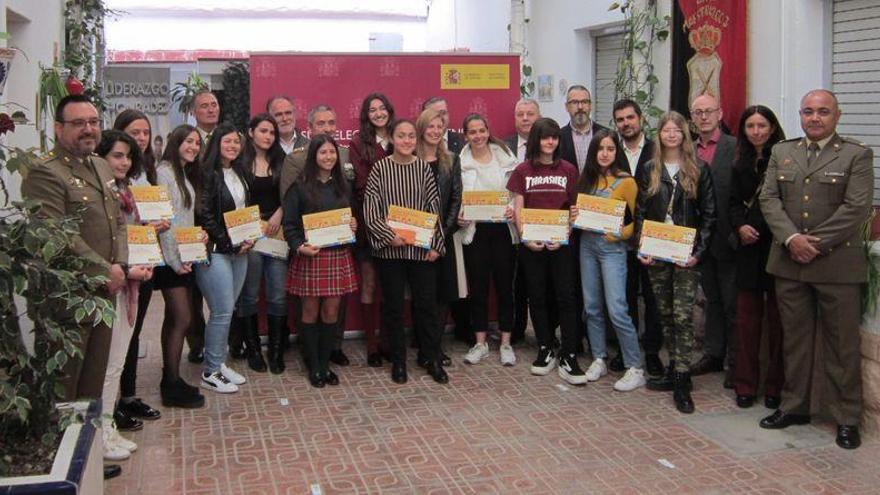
[800,108,834,117]
[566,99,592,106]
[60,118,102,129]
[690,109,718,119]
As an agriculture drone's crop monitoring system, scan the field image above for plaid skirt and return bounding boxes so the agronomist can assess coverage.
[287,246,358,297]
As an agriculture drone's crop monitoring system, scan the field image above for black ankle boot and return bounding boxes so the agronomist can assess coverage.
[267,315,287,374]
[673,371,695,413]
[228,316,246,359]
[646,360,675,391]
[427,360,449,384]
[243,315,267,372]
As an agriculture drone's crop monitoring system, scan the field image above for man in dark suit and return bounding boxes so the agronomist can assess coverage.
[559,85,609,173]
[505,98,541,162]
[688,94,738,386]
[758,89,872,449]
[609,99,663,376]
[422,96,463,155]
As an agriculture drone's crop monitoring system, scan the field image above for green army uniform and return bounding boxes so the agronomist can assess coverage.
[21,146,126,401]
[759,133,874,425]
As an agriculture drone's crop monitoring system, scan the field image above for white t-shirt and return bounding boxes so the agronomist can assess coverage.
[223,168,247,209]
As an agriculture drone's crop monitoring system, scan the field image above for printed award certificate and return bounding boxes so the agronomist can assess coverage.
[129,185,174,221]
[638,220,697,264]
[572,193,626,236]
[461,191,509,222]
[387,205,438,250]
[174,227,208,264]
[223,205,263,246]
[520,208,570,244]
[253,222,290,259]
[303,208,355,248]
[127,225,164,266]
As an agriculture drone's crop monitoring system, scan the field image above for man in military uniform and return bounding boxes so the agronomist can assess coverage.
[22,94,127,401]
[278,103,351,198]
[758,89,873,449]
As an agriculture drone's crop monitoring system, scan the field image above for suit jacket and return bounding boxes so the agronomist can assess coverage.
[280,132,310,155]
[21,147,126,278]
[759,133,874,284]
[279,145,350,198]
[559,121,609,171]
[446,130,464,156]
[504,134,526,162]
[703,133,737,261]
[626,136,655,184]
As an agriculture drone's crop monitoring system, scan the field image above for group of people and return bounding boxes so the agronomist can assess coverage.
[22,84,871,480]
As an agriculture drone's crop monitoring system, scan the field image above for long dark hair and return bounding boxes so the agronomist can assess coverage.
[96,129,143,182]
[113,109,157,184]
[300,134,349,207]
[462,113,513,156]
[241,113,285,185]
[161,124,201,209]
[734,105,785,173]
[203,123,248,181]
[576,130,629,193]
[357,92,395,164]
[525,117,561,163]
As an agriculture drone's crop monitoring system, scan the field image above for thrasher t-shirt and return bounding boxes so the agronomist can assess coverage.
[506,159,579,210]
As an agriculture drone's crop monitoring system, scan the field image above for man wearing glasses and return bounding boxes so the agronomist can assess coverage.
[559,85,609,173]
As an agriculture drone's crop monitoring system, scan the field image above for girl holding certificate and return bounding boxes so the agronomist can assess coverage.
[636,111,716,414]
[237,114,288,375]
[506,118,587,386]
[96,130,155,462]
[351,92,395,367]
[282,135,358,388]
[154,125,206,409]
[570,130,644,391]
[363,119,448,385]
[195,123,253,395]
[457,114,519,366]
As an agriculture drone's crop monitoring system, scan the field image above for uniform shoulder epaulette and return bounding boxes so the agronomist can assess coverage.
[293,146,307,154]
[779,137,801,144]
[38,151,56,164]
[840,136,868,148]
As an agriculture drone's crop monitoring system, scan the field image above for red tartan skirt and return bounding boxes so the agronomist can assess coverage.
[287,246,358,297]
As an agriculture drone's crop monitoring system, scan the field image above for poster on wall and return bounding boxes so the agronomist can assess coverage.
[670,0,747,134]
[249,53,521,145]
[104,66,172,143]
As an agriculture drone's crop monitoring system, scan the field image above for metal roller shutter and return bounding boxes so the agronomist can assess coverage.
[594,31,625,129]
[832,0,880,203]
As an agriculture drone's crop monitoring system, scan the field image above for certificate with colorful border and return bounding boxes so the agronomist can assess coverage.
[461,190,509,222]
[639,220,696,264]
[223,206,263,246]
[387,205,438,250]
[127,225,164,266]
[303,208,355,248]
[253,221,290,259]
[520,208,569,244]
[173,227,208,264]
[572,193,626,236]
[130,185,174,221]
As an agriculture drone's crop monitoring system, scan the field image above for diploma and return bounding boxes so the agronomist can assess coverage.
[461,190,510,222]
[387,205,438,250]
[520,208,570,244]
[303,208,355,248]
[173,227,208,264]
[639,220,697,264]
[129,185,174,221]
[572,193,626,236]
[253,221,290,259]
[127,225,164,266]
[223,205,263,246]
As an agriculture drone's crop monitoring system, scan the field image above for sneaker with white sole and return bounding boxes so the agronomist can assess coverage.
[201,371,239,393]
[109,427,137,452]
[102,428,131,461]
[500,344,516,366]
[464,342,490,364]
[558,353,588,385]
[614,367,647,392]
[530,346,557,375]
[220,363,246,385]
[585,358,608,382]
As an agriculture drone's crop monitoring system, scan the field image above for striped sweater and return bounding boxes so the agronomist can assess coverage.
[363,156,446,260]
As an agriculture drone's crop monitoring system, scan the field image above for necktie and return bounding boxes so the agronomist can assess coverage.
[807,142,820,167]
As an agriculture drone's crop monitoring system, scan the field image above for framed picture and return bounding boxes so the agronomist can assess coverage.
[537,74,554,102]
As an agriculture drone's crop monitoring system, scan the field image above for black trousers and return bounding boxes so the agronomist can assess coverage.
[119,280,154,397]
[463,223,515,333]
[520,245,579,355]
[377,258,442,363]
[626,250,663,354]
[513,246,558,341]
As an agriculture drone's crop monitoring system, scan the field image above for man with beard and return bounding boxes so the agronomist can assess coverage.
[268,95,310,155]
[559,85,609,173]
[22,94,127,480]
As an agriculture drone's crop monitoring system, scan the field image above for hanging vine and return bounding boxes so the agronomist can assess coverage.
[63,0,112,110]
[608,0,669,134]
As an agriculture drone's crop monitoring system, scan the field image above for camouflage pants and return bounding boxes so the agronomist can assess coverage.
[647,263,700,372]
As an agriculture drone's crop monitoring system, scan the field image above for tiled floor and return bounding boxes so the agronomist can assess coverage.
[107,296,880,494]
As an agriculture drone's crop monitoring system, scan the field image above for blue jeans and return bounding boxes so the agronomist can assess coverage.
[579,232,642,369]
[195,252,249,374]
[238,251,289,317]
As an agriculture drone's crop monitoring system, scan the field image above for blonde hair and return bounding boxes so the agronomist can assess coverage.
[415,108,452,173]
[647,111,700,198]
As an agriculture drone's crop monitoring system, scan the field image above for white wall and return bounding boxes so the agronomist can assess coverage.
[426,0,511,52]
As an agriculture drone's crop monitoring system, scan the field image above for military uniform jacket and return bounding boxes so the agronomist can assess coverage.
[279,145,350,199]
[759,133,874,284]
[21,146,127,278]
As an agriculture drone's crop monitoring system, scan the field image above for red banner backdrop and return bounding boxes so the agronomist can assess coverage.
[672,1,748,133]
[250,53,521,143]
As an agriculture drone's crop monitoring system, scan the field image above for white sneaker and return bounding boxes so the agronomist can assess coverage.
[109,427,138,453]
[220,363,246,385]
[585,358,608,382]
[201,371,239,393]
[614,367,647,392]
[499,344,516,366]
[103,428,131,461]
[464,342,489,364]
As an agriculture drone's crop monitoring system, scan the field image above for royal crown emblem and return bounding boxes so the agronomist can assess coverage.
[688,25,722,55]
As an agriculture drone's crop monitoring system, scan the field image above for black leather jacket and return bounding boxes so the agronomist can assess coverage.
[431,154,462,241]
[198,166,251,255]
[635,159,716,262]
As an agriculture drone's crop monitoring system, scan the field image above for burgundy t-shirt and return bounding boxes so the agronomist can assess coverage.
[506,159,578,210]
